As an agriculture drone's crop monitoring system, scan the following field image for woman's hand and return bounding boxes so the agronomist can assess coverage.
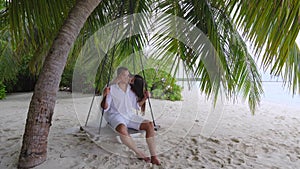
[143,91,151,100]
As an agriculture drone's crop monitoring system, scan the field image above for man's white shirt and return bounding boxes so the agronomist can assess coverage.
[103,83,140,118]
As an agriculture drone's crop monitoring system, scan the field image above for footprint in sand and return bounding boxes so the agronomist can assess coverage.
[230,138,240,143]
[245,147,258,158]
[275,116,285,120]
[291,117,300,123]
[286,153,298,162]
[294,147,300,154]
[191,137,198,144]
[207,137,221,144]
[237,142,248,152]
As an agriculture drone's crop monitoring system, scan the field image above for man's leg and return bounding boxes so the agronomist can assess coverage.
[115,124,150,162]
[139,120,161,165]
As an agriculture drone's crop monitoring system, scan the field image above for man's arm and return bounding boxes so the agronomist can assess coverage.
[101,87,110,109]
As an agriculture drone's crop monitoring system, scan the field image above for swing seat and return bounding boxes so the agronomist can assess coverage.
[128,127,145,134]
[106,122,146,135]
[81,122,145,143]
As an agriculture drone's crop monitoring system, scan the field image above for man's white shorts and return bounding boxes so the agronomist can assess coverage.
[105,113,145,131]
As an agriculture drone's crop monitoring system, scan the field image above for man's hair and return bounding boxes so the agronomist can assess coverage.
[117,67,128,76]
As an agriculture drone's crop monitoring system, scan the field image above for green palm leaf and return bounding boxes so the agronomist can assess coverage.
[227,0,300,96]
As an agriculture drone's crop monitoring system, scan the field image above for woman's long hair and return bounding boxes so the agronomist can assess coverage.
[130,75,146,112]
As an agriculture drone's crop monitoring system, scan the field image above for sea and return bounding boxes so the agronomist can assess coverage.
[261,73,300,107]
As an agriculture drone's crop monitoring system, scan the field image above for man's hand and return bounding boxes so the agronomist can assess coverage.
[101,87,110,109]
[103,87,110,97]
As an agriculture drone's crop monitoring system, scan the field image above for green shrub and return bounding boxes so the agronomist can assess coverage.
[2,54,37,93]
[0,81,6,99]
[139,68,182,101]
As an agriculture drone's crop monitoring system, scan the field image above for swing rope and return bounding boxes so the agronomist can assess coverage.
[98,24,121,134]
[84,22,118,128]
[84,0,124,135]
[138,50,158,130]
[130,33,158,130]
[98,1,125,135]
[127,0,157,128]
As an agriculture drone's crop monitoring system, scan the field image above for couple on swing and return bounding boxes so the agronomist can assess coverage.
[101,67,161,165]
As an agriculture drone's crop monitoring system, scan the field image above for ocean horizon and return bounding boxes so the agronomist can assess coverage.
[176,78,300,108]
[262,81,300,107]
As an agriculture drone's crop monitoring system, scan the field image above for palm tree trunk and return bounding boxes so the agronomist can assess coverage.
[18,0,101,168]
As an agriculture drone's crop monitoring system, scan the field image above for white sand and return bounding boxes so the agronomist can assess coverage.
[0,91,300,169]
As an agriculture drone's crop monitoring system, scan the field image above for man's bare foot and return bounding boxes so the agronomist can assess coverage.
[137,151,150,163]
[151,156,161,165]
[138,157,150,163]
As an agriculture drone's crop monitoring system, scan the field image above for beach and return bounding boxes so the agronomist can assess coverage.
[0,88,300,169]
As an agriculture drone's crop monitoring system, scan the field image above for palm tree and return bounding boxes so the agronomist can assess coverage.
[1,0,299,168]
[8,0,103,168]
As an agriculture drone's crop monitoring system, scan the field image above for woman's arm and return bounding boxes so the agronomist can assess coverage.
[138,91,150,107]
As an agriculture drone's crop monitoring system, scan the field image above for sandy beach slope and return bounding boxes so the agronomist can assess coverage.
[0,91,300,169]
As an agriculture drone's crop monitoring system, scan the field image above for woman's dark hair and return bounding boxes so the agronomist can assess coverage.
[130,75,146,112]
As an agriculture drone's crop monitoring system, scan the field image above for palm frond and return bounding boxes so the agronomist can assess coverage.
[69,0,152,80]
[8,0,76,74]
[0,29,17,82]
[152,0,263,113]
[227,0,300,95]
[0,3,19,82]
[211,1,263,113]
[282,43,300,94]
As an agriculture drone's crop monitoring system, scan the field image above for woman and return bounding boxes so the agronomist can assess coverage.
[130,74,147,114]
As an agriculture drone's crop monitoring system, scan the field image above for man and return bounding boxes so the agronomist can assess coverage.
[101,67,160,165]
